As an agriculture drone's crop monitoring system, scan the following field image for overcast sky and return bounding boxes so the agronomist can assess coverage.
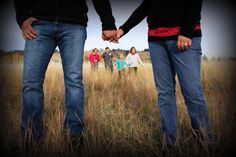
[0,0,235,57]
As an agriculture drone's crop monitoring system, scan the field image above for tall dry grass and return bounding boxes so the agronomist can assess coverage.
[0,53,236,157]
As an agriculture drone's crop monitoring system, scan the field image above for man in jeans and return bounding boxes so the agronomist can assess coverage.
[117,0,212,149]
[14,0,117,150]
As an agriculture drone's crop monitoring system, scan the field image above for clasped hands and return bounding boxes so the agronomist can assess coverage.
[102,29,124,44]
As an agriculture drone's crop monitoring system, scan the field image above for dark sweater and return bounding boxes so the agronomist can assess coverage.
[14,0,116,30]
[120,0,203,41]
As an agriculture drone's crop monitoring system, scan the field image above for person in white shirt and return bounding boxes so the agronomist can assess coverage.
[126,47,143,75]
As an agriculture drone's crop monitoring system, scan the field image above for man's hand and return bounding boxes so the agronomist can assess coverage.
[21,17,38,40]
[102,30,118,43]
[117,29,124,40]
[177,35,192,51]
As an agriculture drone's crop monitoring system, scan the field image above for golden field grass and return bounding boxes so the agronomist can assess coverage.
[0,52,236,157]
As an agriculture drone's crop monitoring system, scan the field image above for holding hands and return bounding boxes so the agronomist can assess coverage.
[102,29,124,43]
[102,30,118,43]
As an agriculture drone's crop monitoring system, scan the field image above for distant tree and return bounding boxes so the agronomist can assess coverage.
[0,50,5,53]
[216,56,227,62]
[211,57,215,61]
[229,57,236,61]
[10,50,23,53]
[202,55,208,62]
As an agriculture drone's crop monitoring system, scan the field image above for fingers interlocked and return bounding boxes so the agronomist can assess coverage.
[102,30,118,43]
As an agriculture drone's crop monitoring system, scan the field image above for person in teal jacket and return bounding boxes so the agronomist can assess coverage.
[114,52,127,78]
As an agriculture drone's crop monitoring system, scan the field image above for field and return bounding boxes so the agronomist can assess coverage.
[0,52,236,157]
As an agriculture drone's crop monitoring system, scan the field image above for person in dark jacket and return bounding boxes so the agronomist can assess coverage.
[14,0,117,151]
[117,0,212,148]
[101,47,114,72]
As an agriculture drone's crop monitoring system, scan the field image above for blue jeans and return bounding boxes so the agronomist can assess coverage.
[149,38,212,144]
[22,20,87,139]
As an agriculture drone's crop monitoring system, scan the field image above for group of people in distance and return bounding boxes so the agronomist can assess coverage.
[88,47,143,78]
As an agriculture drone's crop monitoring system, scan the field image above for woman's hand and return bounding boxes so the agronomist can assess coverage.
[177,35,192,51]
[117,29,124,40]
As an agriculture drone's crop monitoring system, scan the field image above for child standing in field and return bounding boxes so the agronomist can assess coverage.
[89,48,101,71]
[114,52,127,78]
[126,47,143,75]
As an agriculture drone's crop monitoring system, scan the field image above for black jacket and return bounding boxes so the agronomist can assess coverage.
[14,0,116,30]
[120,0,202,41]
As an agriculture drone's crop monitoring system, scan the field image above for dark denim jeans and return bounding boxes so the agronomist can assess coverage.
[149,37,212,144]
[22,20,86,139]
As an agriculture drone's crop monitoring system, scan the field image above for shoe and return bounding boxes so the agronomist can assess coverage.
[21,133,45,152]
[21,125,46,151]
[161,144,177,156]
[70,133,84,153]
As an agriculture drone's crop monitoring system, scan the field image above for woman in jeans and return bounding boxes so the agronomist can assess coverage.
[117,0,212,147]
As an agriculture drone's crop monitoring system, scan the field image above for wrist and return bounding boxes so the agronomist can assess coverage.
[119,29,124,37]
[102,23,117,31]
[119,26,129,36]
